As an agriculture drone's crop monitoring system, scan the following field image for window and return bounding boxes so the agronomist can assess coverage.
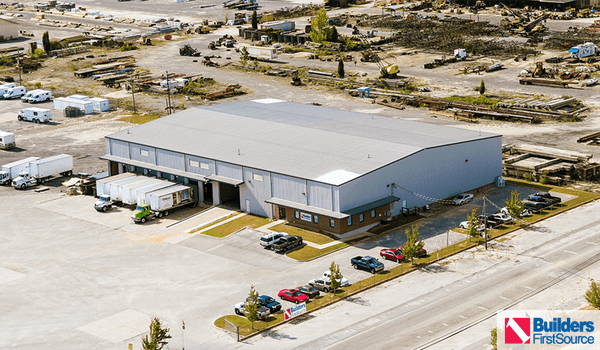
[295,211,299,219]
[371,209,376,218]
[189,160,199,168]
[313,215,318,224]
[200,162,210,170]
[360,214,364,222]
[140,149,149,157]
[252,173,263,182]
[330,219,334,228]
[348,217,352,226]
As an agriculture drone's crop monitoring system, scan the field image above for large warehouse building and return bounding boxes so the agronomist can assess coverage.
[102,99,502,236]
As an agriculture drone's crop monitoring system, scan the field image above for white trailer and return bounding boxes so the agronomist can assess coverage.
[95,172,136,197]
[0,83,17,97]
[67,94,90,101]
[121,177,162,205]
[244,46,277,60]
[0,156,40,185]
[109,175,151,203]
[18,108,53,123]
[148,185,194,211]
[12,154,73,188]
[260,20,295,31]
[137,181,176,205]
[90,97,110,112]
[0,130,16,150]
[53,97,94,114]
[569,42,597,59]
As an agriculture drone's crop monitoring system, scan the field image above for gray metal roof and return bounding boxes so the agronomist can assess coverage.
[107,100,499,185]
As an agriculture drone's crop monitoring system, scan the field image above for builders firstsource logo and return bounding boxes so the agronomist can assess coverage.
[498,310,600,349]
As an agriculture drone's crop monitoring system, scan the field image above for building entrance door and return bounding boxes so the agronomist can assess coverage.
[245,199,250,212]
[278,206,286,219]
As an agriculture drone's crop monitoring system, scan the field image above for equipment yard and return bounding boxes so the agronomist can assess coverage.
[2,0,600,349]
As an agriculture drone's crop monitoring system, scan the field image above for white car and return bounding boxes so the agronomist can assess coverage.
[453,193,474,205]
[459,221,484,232]
[234,302,270,319]
[500,207,531,217]
[490,213,514,224]
[260,232,289,248]
[322,271,350,287]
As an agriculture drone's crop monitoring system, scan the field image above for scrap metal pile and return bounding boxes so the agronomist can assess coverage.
[357,16,538,57]
[544,28,600,51]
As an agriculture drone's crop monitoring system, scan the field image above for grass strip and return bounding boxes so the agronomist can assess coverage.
[189,213,239,234]
[270,223,336,245]
[201,215,270,238]
[285,242,347,261]
[118,114,161,124]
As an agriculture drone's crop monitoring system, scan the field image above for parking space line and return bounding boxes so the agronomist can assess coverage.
[477,306,489,310]
[523,286,535,290]
[206,244,224,253]
[459,315,467,319]
[443,323,449,327]
[589,242,599,246]
[500,296,511,300]
[564,250,578,255]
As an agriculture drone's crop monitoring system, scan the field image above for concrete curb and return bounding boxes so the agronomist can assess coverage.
[235,195,600,342]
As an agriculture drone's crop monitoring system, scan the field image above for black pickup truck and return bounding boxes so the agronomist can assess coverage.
[272,235,303,253]
[530,192,561,205]
[351,256,385,274]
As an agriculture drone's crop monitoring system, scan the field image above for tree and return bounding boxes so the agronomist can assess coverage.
[141,317,171,350]
[467,208,480,241]
[585,280,600,309]
[243,285,260,329]
[478,79,486,95]
[42,31,51,54]
[328,261,342,294]
[504,190,525,222]
[309,9,328,43]
[402,226,425,265]
[337,59,344,78]
[326,26,338,42]
[490,328,497,350]
[251,10,258,30]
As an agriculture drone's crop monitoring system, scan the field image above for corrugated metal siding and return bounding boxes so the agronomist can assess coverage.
[239,167,272,217]
[338,138,502,211]
[106,139,110,155]
[271,173,307,205]
[216,162,243,181]
[332,186,340,212]
[307,181,332,211]
[185,155,215,176]
[130,143,156,164]
[156,149,185,171]
[110,139,130,159]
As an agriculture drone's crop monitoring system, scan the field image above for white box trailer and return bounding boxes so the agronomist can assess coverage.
[121,177,162,205]
[67,94,90,101]
[245,46,277,60]
[137,181,176,205]
[0,130,16,150]
[53,97,94,114]
[0,156,40,185]
[148,184,194,211]
[28,154,73,180]
[109,175,151,202]
[90,97,109,112]
[95,172,136,197]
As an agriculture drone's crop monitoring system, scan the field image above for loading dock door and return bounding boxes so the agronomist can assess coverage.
[219,182,240,209]
[204,183,213,204]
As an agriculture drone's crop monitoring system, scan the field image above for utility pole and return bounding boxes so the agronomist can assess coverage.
[17,47,22,85]
[483,196,488,250]
[165,71,173,115]
[129,73,136,114]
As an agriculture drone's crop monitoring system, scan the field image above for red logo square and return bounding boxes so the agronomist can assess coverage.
[505,317,530,344]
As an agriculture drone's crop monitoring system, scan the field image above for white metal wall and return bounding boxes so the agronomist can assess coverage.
[216,162,243,180]
[338,137,502,212]
[307,181,332,211]
[271,173,307,205]
[240,167,272,217]
[185,155,216,176]
[156,148,185,171]
[110,139,130,159]
[130,143,156,164]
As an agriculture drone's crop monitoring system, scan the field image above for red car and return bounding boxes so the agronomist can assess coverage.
[278,289,309,304]
[399,245,428,258]
[379,248,404,263]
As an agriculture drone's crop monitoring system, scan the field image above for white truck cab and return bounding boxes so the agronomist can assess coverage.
[0,83,17,97]
[18,108,53,124]
[3,86,26,99]
[12,171,37,190]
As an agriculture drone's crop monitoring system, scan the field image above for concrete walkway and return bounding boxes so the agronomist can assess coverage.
[163,207,244,244]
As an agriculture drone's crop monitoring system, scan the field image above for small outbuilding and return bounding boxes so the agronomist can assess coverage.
[0,18,19,41]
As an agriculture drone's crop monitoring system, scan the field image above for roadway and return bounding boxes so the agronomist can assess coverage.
[216,200,600,350]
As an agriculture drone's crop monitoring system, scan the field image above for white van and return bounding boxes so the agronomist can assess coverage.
[17,108,53,123]
[3,86,26,100]
[21,89,44,102]
[28,91,52,103]
[0,83,18,98]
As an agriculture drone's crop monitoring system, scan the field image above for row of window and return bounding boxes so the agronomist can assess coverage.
[294,209,377,228]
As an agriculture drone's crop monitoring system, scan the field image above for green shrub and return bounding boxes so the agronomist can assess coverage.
[0,56,13,67]
[34,82,42,88]
[539,170,548,184]
[33,48,46,59]
[523,173,533,182]
[118,44,138,52]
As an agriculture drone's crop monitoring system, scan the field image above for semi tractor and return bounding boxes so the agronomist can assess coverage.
[131,185,195,223]
[0,157,40,185]
[12,154,73,189]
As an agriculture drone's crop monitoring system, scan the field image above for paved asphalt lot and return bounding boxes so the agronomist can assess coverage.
[0,178,583,349]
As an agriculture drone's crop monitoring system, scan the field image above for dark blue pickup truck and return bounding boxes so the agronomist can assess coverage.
[351,256,384,274]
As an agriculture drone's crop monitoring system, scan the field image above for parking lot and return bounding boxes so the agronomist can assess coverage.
[0,175,582,349]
